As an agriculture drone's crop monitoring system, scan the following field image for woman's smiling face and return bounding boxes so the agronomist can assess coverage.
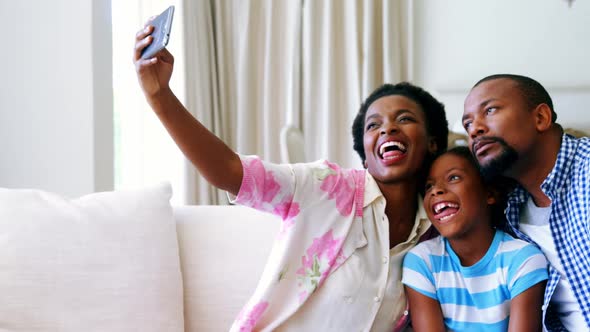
[363,95,436,184]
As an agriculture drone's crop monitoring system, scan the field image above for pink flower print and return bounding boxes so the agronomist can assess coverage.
[274,197,300,237]
[237,301,269,332]
[239,157,302,235]
[272,198,299,238]
[319,161,355,216]
[239,158,281,209]
[296,229,344,297]
[273,199,300,221]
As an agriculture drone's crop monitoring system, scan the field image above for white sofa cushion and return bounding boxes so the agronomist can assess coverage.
[0,183,184,332]
[174,205,279,331]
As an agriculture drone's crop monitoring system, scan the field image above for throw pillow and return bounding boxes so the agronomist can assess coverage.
[0,183,184,332]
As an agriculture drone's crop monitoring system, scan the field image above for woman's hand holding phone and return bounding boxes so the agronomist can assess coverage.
[134,19,174,100]
[133,6,175,99]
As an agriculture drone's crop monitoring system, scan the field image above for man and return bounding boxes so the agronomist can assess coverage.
[463,74,590,331]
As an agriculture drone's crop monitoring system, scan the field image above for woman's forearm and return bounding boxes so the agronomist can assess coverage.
[147,88,243,195]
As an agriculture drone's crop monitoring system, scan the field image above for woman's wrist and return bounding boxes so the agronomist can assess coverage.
[146,87,176,115]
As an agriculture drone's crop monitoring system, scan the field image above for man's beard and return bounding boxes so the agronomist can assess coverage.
[473,137,518,182]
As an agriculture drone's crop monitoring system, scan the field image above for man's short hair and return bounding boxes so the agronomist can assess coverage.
[474,74,557,123]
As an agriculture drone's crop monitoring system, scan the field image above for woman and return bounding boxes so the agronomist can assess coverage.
[134,20,448,331]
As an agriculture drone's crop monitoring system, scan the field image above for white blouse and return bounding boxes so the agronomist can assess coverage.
[230,156,430,331]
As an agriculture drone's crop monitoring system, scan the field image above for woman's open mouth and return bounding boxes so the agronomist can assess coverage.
[378,141,407,161]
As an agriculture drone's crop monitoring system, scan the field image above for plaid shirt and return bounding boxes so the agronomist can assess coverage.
[504,134,590,331]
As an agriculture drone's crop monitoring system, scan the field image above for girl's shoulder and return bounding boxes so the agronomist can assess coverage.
[408,235,446,258]
[496,229,532,248]
[495,229,544,258]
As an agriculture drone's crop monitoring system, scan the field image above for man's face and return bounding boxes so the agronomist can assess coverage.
[462,78,538,179]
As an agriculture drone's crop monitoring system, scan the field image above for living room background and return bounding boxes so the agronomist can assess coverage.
[1,0,589,203]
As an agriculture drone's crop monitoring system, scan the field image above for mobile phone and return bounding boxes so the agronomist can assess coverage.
[141,5,175,60]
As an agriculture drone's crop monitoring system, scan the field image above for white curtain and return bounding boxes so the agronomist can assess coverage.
[302,0,404,169]
[182,0,404,204]
[182,0,301,204]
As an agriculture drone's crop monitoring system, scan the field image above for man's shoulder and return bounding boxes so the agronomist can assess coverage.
[561,133,590,156]
[562,135,590,182]
[550,134,590,182]
[572,135,590,160]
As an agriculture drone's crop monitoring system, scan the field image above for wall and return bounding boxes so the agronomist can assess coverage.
[0,1,112,198]
[1,1,588,198]
[412,0,590,133]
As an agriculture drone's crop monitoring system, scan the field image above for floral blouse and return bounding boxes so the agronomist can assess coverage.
[230,155,430,331]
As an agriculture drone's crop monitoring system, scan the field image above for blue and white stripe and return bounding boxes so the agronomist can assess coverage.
[402,230,548,331]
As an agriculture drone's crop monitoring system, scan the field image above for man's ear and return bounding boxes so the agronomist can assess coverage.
[533,104,553,132]
[486,188,498,205]
[428,137,438,154]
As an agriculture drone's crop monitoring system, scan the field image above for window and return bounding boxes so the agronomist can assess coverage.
[111,0,187,204]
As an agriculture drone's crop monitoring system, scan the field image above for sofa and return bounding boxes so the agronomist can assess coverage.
[0,183,279,332]
[176,205,279,331]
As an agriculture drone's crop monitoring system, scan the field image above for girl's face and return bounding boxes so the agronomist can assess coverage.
[423,153,495,240]
[363,95,436,184]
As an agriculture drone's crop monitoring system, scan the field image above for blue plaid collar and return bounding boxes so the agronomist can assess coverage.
[507,133,576,205]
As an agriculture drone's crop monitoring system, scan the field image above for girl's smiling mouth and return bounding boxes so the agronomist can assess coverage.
[432,201,460,223]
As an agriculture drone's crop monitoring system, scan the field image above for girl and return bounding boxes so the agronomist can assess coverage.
[402,147,548,331]
[134,20,447,331]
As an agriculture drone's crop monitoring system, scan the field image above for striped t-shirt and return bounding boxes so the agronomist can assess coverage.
[402,229,548,331]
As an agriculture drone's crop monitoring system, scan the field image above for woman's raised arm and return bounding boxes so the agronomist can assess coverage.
[133,22,242,195]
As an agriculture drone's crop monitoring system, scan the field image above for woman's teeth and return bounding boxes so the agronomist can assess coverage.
[379,141,406,158]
